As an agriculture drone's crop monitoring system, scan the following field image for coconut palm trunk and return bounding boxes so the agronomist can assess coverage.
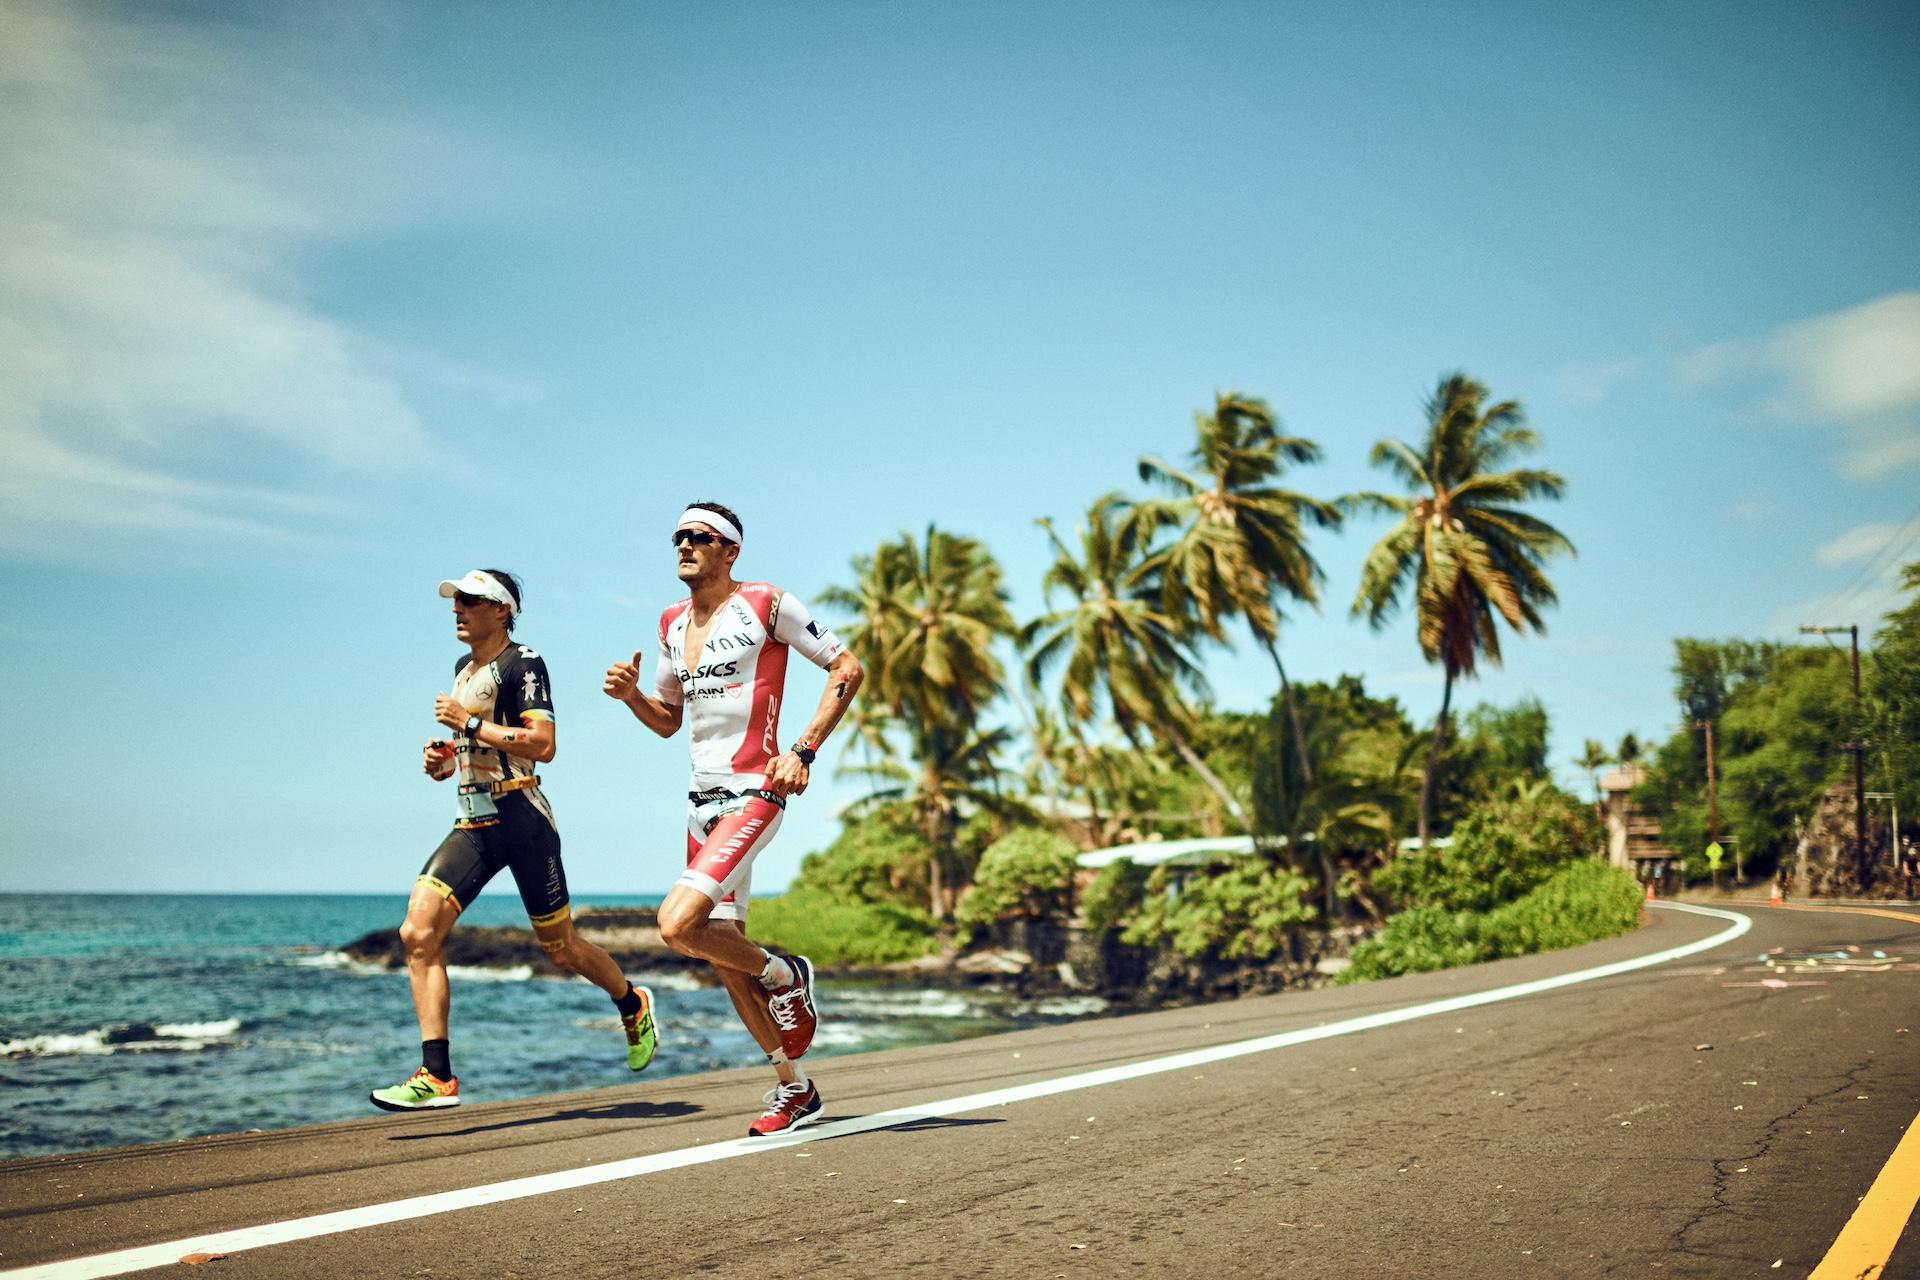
[924,804,945,918]
[1261,636,1313,785]
[1418,666,1456,851]
[1166,731,1247,828]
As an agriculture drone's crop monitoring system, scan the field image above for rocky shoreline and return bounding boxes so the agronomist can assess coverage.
[338,905,1368,1009]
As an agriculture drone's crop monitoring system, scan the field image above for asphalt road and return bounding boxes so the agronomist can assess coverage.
[2,900,1916,1279]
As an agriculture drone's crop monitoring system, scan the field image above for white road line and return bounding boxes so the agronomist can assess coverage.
[5,902,1749,1280]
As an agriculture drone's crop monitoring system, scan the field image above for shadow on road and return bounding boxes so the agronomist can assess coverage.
[387,1099,702,1141]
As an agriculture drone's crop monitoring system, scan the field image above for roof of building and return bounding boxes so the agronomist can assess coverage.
[1077,831,1450,869]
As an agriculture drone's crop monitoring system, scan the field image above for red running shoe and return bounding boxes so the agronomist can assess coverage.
[747,1080,822,1136]
[766,953,818,1059]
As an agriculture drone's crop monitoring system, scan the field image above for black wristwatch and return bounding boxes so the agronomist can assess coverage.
[464,714,484,738]
[790,740,817,766]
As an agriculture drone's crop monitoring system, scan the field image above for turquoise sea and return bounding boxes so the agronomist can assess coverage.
[0,894,1103,1161]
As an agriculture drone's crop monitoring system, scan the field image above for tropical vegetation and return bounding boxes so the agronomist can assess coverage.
[760,380,1913,985]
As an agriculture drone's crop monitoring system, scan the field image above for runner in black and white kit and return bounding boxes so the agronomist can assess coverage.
[604,503,864,1135]
[370,569,659,1112]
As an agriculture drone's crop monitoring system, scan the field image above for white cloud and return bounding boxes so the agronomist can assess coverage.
[1680,291,1920,481]
[1815,521,1903,566]
[0,3,520,558]
[1553,358,1645,405]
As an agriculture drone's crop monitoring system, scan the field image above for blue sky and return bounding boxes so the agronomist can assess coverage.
[4,0,1917,897]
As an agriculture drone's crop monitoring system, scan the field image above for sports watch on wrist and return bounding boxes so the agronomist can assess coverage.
[464,714,484,738]
[790,740,817,766]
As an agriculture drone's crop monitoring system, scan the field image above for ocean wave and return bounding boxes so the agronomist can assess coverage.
[627,969,703,993]
[3,1018,242,1059]
[290,951,392,977]
[1015,996,1109,1018]
[443,964,533,982]
[827,989,977,1019]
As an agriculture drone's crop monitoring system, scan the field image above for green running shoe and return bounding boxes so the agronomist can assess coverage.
[370,1065,460,1112]
[622,985,659,1071]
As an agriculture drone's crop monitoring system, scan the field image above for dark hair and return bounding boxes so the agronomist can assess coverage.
[685,501,743,542]
[482,567,523,632]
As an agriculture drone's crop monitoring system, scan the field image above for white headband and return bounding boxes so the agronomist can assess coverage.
[678,507,743,545]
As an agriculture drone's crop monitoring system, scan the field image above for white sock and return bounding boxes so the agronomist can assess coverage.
[767,1047,807,1089]
[758,951,794,991]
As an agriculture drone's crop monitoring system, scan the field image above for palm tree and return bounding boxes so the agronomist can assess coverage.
[1252,697,1398,922]
[1576,739,1612,819]
[1351,372,1574,848]
[821,526,1013,729]
[842,721,1031,914]
[1616,732,1642,765]
[821,526,1016,916]
[1137,393,1343,789]
[1023,492,1247,825]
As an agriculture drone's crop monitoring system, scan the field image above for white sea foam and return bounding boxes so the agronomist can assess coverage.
[154,1019,241,1039]
[2,1031,114,1057]
[627,969,703,993]
[3,1019,241,1058]
[828,989,976,1019]
[1016,996,1109,1018]
[290,951,392,977]
[443,964,534,982]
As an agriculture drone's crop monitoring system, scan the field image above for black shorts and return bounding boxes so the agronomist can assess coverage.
[416,793,570,927]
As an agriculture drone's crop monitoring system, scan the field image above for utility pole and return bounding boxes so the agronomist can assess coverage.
[1801,624,1870,890]
[1693,719,1719,845]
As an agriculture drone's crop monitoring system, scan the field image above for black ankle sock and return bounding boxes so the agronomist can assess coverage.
[422,1039,451,1080]
[614,983,644,1018]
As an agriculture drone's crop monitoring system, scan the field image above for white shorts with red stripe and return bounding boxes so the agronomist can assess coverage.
[680,775,785,921]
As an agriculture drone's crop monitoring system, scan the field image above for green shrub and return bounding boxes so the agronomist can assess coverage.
[793,809,927,910]
[955,829,1080,929]
[749,886,939,966]
[1123,857,1314,960]
[1486,858,1642,955]
[1342,859,1641,982]
[1081,857,1151,933]
[1373,788,1597,914]
[1337,905,1489,979]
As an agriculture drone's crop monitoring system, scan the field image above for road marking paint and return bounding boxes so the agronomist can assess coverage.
[1765,902,1920,927]
[1809,1108,1920,1280]
[2,902,1750,1280]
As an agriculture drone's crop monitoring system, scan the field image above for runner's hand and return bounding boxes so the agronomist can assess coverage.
[423,739,456,779]
[765,751,810,798]
[603,651,643,702]
[433,693,469,731]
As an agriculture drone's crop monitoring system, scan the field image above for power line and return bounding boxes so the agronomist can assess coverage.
[1822,503,1920,619]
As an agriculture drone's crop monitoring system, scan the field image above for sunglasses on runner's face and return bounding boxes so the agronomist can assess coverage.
[672,530,728,548]
[453,592,497,608]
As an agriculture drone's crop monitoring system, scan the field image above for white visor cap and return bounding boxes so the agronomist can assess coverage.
[677,507,743,545]
[438,569,518,614]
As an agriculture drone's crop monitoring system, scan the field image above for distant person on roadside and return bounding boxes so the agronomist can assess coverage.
[603,502,863,1136]
[370,569,658,1113]
[1901,836,1918,900]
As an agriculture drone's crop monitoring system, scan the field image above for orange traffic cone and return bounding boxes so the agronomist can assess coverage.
[1769,881,1783,907]
[1645,880,1656,902]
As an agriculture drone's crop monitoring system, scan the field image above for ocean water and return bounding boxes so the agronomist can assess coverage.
[0,894,1104,1161]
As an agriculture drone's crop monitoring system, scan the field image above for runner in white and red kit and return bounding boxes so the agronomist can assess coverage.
[604,501,863,1136]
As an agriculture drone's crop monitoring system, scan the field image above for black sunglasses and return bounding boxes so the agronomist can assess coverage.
[673,529,731,547]
[454,591,497,607]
